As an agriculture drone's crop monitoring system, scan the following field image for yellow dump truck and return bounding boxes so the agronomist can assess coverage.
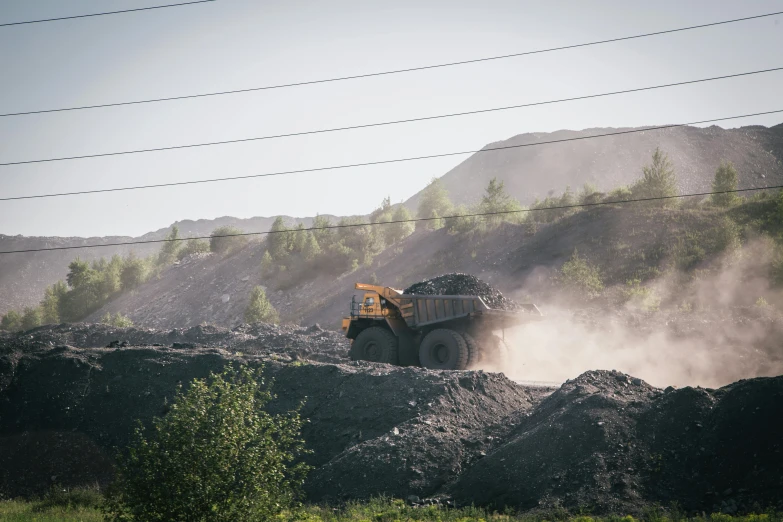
[341,283,541,370]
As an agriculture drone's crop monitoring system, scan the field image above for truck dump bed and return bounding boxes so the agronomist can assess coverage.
[396,294,541,329]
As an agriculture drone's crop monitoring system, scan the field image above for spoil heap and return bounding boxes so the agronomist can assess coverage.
[404,273,519,310]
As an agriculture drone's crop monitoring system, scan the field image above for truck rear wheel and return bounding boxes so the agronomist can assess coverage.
[462,332,481,368]
[350,327,399,365]
[419,329,469,370]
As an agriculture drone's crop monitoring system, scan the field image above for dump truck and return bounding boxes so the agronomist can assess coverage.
[341,282,542,370]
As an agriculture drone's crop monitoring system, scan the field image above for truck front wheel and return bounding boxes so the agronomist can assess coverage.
[419,329,469,370]
[350,327,399,365]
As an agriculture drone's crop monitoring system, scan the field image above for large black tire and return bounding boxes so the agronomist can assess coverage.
[462,332,481,368]
[350,327,399,365]
[419,329,469,370]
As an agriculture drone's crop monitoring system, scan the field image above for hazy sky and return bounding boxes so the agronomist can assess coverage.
[1,0,782,237]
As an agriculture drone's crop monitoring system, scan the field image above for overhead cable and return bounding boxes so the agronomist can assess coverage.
[2,108,782,201]
[0,10,780,113]
[0,0,216,27]
[1,184,780,255]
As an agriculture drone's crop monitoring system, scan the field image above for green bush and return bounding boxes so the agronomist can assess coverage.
[267,217,292,261]
[104,365,309,522]
[557,249,604,299]
[244,286,280,324]
[479,177,524,225]
[417,178,453,230]
[21,307,42,331]
[156,226,182,266]
[630,147,678,205]
[101,312,134,328]
[1,310,22,331]
[711,161,741,207]
[447,204,480,234]
[210,226,247,255]
[176,238,210,261]
[40,281,67,324]
[120,254,148,291]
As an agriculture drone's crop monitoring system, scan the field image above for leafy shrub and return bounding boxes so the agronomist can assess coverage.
[40,281,67,324]
[210,226,247,255]
[176,238,210,261]
[557,250,604,299]
[20,307,42,331]
[101,312,134,328]
[630,147,678,205]
[104,365,309,522]
[622,279,660,311]
[479,177,524,225]
[0,310,22,331]
[244,286,280,324]
[711,161,741,207]
[417,177,453,230]
[447,204,480,234]
[156,226,182,266]
[120,254,148,291]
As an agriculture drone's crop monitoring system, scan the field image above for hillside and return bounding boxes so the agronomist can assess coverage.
[0,215,334,315]
[407,123,783,208]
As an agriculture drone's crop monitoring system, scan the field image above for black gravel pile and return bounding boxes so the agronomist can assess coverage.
[403,273,519,310]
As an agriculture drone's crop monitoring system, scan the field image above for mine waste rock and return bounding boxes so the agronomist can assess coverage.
[1,324,782,513]
[404,273,519,310]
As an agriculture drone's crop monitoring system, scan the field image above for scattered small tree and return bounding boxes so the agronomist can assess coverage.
[20,307,42,331]
[383,205,415,244]
[157,226,182,266]
[260,250,275,276]
[104,365,310,522]
[301,231,321,261]
[479,177,523,224]
[40,281,67,324]
[176,238,210,261]
[630,147,678,205]
[101,312,134,328]
[417,178,453,230]
[557,249,604,299]
[120,254,148,291]
[244,286,280,324]
[210,226,247,255]
[1,310,22,332]
[267,217,291,260]
[711,160,741,207]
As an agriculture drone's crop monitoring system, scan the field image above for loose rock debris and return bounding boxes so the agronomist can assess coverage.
[1,324,781,514]
[404,273,519,310]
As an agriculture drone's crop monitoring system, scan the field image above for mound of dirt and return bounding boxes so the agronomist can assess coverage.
[453,370,783,514]
[404,273,519,310]
[1,325,781,513]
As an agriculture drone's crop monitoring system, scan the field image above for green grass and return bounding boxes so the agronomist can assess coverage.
[1,497,781,522]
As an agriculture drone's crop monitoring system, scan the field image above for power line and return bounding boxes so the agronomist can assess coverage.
[0,10,780,113]
[1,66,780,171]
[5,65,779,120]
[0,1,216,27]
[1,185,780,255]
[2,108,782,201]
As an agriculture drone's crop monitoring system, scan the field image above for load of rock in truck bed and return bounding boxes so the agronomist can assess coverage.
[403,273,519,311]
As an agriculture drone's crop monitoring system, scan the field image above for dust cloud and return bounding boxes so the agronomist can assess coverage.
[484,240,783,388]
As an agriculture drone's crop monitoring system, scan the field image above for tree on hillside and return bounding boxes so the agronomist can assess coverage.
[1,310,22,332]
[210,226,247,255]
[267,217,291,261]
[290,223,307,255]
[244,286,280,324]
[301,231,321,261]
[631,147,678,205]
[157,226,182,266]
[383,205,415,245]
[104,365,309,522]
[311,214,333,246]
[478,177,523,225]
[66,258,95,289]
[120,253,148,291]
[711,161,740,207]
[417,178,453,230]
[21,307,42,331]
[40,281,68,324]
[176,238,210,261]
